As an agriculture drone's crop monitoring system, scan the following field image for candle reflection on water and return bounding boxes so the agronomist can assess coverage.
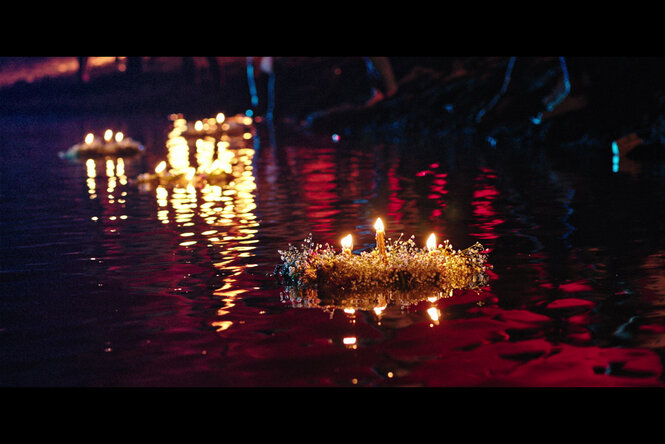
[152,113,259,334]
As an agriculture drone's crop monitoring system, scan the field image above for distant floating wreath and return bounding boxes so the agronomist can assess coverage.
[60,130,143,159]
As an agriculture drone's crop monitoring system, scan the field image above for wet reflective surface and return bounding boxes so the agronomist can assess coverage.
[1,112,664,387]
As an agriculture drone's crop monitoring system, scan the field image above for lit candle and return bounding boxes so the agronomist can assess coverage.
[155,161,167,174]
[341,234,353,256]
[104,129,113,142]
[84,133,94,145]
[426,233,437,253]
[427,306,440,324]
[375,217,386,259]
[114,132,124,143]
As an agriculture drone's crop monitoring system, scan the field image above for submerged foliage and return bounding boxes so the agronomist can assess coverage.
[276,234,491,308]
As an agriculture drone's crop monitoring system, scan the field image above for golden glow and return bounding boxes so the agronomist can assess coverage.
[85,158,96,178]
[426,233,436,252]
[343,336,357,345]
[116,157,125,177]
[195,138,216,172]
[105,159,115,177]
[427,306,440,323]
[217,141,234,167]
[374,217,384,233]
[156,185,168,200]
[341,234,353,253]
[84,133,94,144]
[166,135,190,173]
[212,320,233,332]
[114,132,124,143]
[79,143,134,223]
[104,129,113,142]
[150,112,260,336]
[155,161,167,174]
[185,167,196,181]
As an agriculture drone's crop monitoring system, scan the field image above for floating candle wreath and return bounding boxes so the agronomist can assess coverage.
[276,219,491,307]
[182,113,255,139]
[134,159,232,188]
[59,130,144,159]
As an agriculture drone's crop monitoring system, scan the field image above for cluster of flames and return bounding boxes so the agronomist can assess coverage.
[135,112,254,188]
[277,217,491,311]
[60,128,144,159]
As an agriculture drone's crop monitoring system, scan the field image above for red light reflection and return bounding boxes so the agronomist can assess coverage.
[471,167,503,241]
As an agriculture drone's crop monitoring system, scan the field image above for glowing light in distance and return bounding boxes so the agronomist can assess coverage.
[85,133,94,144]
[427,307,440,322]
[114,132,124,142]
[373,305,386,315]
[86,158,96,178]
[104,129,113,142]
[155,161,167,174]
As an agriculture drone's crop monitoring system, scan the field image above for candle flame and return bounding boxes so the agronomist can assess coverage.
[374,217,384,233]
[427,307,440,322]
[114,132,124,142]
[104,129,113,142]
[216,112,225,123]
[373,305,386,315]
[341,234,353,251]
[426,233,436,252]
[155,161,167,174]
[85,133,94,144]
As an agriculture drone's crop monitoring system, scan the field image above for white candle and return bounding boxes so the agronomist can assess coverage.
[375,217,386,259]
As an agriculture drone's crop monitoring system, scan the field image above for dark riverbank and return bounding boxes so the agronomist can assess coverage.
[2,56,665,171]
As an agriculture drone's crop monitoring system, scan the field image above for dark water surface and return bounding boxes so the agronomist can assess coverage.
[2,112,664,387]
